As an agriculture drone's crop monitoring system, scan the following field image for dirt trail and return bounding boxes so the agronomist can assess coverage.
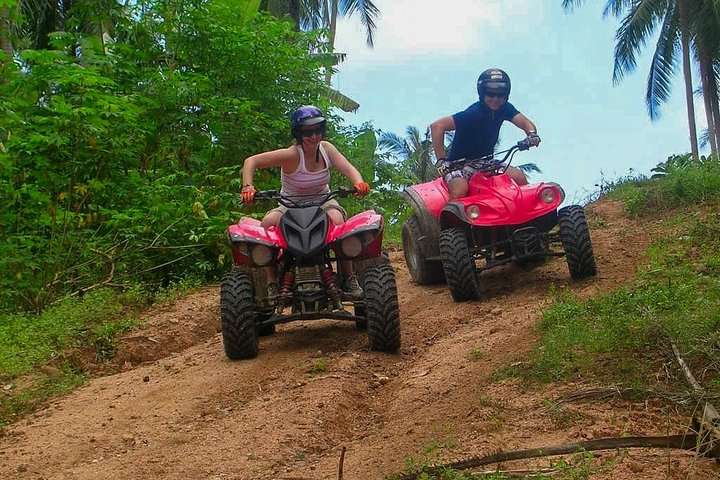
[1,200,718,479]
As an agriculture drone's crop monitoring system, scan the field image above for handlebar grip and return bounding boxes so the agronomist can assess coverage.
[337,187,357,197]
[517,140,530,152]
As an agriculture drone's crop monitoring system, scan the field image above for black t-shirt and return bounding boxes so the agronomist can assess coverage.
[447,101,520,161]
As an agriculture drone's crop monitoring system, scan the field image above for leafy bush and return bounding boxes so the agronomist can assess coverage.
[0,7,328,313]
[527,213,720,396]
[604,155,720,215]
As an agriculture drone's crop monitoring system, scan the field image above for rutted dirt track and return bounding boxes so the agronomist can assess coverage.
[1,200,718,479]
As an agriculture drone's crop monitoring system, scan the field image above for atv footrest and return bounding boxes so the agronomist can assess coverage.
[264,310,361,326]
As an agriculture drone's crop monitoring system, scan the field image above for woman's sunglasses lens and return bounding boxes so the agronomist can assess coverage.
[301,128,323,137]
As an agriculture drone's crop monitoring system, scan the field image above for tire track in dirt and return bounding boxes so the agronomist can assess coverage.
[1,200,718,480]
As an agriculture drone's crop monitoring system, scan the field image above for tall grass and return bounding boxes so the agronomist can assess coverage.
[608,154,720,215]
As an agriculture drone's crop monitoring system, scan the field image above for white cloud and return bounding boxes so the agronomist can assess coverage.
[334,0,544,67]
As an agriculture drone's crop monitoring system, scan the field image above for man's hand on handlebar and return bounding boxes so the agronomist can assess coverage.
[435,158,451,177]
[525,131,541,148]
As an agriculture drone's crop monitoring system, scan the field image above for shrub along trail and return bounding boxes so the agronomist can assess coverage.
[0,200,717,479]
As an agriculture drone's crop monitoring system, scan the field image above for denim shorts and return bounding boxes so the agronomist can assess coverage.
[444,164,480,183]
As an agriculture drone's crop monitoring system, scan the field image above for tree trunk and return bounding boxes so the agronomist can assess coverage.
[260,0,299,30]
[289,0,300,31]
[699,57,718,157]
[0,6,12,59]
[708,69,720,158]
[678,0,700,160]
[324,0,339,86]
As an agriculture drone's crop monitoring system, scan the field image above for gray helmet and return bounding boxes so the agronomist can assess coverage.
[477,68,511,99]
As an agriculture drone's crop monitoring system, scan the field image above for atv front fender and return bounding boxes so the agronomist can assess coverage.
[440,202,470,231]
[404,184,444,260]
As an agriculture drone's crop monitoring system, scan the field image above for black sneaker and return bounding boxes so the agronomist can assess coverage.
[343,274,363,299]
[267,282,279,299]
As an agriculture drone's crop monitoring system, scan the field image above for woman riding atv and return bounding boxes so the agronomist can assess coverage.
[240,105,370,299]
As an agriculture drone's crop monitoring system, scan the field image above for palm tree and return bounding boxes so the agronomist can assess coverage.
[300,0,378,49]
[378,126,435,182]
[690,0,720,156]
[260,1,378,112]
[562,0,702,160]
[380,126,541,183]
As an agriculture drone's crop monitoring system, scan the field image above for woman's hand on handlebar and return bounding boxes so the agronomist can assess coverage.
[354,181,370,196]
[241,184,256,204]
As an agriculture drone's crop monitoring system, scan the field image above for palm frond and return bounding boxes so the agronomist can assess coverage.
[377,131,410,156]
[612,0,667,84]
[561,0,586,13]
[645,6,679,120]
[310,51,347,67]
[325,85,359,112]
[338,0,378,48]
[603,0,636,18]
[300,0,324,31]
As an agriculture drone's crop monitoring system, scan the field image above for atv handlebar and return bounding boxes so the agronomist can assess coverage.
[243,186,359,207]
[447,139,532,175]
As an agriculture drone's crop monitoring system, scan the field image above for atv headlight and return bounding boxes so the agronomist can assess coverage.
[466,204,481,220]
[341,235,363,258]
[540,187,557,204]
[250,244,273,266]
[362,230,378,245]
[543,183,565,204]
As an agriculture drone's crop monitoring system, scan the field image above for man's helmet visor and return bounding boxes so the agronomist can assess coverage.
[483,81,509,92]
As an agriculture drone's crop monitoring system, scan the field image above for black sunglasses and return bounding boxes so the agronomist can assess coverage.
[485,92,506,99]
[300,126,325,137]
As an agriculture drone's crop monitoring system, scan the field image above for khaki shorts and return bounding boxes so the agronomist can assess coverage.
[267,198,347,220]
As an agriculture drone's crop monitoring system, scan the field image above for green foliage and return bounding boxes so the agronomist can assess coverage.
[0,289,125,378]
[600,155,720,215]
[94,317,141,362]
[0,4,329,313]
[309,358,328,376]
[525,212,720,397]
[0,279,207,431]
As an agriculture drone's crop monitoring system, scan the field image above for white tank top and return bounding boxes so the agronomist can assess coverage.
[280,144,331,203]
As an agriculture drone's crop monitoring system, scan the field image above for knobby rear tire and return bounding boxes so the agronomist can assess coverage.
[402,215,445,285]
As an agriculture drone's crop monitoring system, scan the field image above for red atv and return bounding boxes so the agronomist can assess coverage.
[222,188,400,359]
[402,140,597,301]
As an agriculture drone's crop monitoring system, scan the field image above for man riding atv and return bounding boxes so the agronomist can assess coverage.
[430,68,541,198]
[402,68,596,300]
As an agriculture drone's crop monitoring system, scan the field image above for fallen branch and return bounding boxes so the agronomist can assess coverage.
[393,434,700,480]
[671,341,704,393]
[338,446,346,480]
[67,248,115,298]
[554,386,683,404]
[668,340,720,459]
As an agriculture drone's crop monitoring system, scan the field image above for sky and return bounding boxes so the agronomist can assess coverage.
[331,0,701,204]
